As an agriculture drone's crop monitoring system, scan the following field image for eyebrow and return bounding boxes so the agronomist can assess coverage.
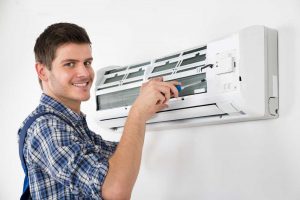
[85,57,93,62]
[61,57,93,63]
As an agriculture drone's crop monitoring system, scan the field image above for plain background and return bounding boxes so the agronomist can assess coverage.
[1,0,300,199]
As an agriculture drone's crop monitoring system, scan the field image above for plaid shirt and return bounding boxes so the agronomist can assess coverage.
[18,94,118,199]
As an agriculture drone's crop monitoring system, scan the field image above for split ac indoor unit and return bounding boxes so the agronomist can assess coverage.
[95,25,279,131]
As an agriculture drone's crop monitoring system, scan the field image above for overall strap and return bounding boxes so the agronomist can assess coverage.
[19,112,74,200]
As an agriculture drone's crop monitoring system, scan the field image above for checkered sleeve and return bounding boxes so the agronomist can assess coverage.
[90,131,119,159]
[28,116,109,199]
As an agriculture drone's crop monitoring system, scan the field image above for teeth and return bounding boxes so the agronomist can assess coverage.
[73,82,88,87]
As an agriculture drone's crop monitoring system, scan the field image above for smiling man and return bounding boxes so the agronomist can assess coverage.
[18,23,179,200]
[38,42,94,113]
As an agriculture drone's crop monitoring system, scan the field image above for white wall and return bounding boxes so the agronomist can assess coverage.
[1,0,300,199]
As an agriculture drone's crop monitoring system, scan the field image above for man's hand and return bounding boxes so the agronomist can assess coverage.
[130,77,181,123]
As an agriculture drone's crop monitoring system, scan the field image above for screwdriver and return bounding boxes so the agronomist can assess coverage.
[175,79,205,92]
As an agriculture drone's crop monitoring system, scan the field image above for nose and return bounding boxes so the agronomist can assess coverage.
[76,63,90,77]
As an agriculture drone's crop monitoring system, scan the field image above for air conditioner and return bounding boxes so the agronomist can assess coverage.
[95,25,279,131]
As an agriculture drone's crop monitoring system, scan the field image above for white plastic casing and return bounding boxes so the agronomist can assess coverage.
[95,25,278,131]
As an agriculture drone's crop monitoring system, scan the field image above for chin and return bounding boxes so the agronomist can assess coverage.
[80,94,91,101]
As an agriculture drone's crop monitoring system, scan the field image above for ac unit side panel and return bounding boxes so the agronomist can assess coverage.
[238,26,278,118]
[266,27,279,116]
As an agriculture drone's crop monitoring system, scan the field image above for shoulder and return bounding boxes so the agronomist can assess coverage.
[24,111,77,145]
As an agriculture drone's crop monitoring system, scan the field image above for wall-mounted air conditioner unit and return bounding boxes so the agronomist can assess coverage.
[95,25,279,131]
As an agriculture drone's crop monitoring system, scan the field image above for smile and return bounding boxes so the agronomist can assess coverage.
[72,82,89,87]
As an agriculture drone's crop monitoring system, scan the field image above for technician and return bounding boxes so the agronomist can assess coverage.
[18,22,180,199]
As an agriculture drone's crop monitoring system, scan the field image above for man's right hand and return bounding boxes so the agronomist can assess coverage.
[130,77,181,123]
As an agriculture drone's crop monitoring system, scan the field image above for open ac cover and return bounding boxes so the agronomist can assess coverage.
[95,26,279,131]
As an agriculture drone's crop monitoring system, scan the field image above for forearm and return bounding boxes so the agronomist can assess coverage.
[102,110,146,199]
[101,78,180,199]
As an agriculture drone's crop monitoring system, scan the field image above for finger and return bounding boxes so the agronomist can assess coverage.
[149,76,163,82]
[155,92,166,105]
[143,77,163,91]
[169,84,179,98]
[141,77,161,87]
[161,81,180,98]
[158,85,171,103]
[168,80,181,86]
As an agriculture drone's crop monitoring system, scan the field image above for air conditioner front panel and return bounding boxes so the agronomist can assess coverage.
[150,104,225,123]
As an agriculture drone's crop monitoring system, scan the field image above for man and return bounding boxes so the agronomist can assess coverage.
[18,22,179,199]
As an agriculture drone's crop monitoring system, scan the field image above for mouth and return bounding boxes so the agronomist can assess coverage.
[72,82,89,88]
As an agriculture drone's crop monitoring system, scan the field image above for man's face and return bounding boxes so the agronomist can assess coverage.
[44,43,94,110]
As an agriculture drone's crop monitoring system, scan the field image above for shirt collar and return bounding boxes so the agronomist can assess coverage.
[39,93,86,126]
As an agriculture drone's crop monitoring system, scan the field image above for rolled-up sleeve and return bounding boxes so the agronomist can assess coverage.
[90,130,119,159]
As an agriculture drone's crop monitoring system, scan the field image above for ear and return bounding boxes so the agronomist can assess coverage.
[35,62,48,82]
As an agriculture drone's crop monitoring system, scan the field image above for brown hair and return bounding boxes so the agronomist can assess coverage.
[34,23,91,87]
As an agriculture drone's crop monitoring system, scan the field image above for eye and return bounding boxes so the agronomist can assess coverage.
[84,61,92,67]
[64,62,75,67]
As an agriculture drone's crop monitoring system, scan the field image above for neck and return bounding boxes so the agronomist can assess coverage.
[43,92,81,114]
